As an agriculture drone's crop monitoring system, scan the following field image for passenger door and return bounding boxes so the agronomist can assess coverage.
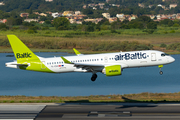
[151,53,156,61]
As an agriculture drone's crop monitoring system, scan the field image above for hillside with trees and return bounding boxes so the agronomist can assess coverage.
[0,0,180,15]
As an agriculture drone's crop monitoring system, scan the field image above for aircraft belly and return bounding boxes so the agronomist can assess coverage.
[47,64,75,73]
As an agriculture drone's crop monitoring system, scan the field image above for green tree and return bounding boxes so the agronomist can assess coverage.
[137,16,152,24]
[28,14,39,19]
[14,18,23,25]
[53,17,70,30]
[0,23,9,30]
[87,24,94,32]
[128,20,144,29]
[6,17,14,28]
[160,43,167,48]
[160,19,174,27]
[147,21,157,29]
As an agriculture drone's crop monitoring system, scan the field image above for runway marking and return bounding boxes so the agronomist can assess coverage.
[88,111,132,117]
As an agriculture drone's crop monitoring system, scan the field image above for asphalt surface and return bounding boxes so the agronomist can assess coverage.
[35,103,180,120]
[1,103,180,120]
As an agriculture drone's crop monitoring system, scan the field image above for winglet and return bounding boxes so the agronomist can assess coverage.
[61,57,72,64]
[73,48,82,56]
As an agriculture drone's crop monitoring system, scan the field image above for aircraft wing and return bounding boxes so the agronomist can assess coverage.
[61,57,104,67]
[61,57,128,68]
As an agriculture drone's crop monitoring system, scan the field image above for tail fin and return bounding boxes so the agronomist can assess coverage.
[7,35,39,62]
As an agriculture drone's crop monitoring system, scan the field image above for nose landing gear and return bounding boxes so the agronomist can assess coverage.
[158,65,163,75]
[91,73,97,81]
[159,70,163,75]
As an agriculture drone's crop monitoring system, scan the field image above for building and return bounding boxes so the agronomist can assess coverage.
[62,11,74,16]
[149,5,153,8]
[20,13,29,18]
[0,2,5,5]
[109,17,117,23]
[128,15,138,21]
[170,4,177,9]
[45,0,53,2]
[52,12,61,18]
[157,4,162,7]
[0,19,7,23]
[83,5,86,9]
[39,13,47,17]
[99,3,105,9]
[102,13,110,19]
[176,13,180,19]
[34,12,39,15]
[116,14,126,21]
[75,11,81,15]
[84,19,98,24]
[69,19,76,24]
[93,7,97,10]
[39,21,45,24]
[106,0,111,3]
[138,3,145,8]
[24,19,39,23]
[116,14,124,18]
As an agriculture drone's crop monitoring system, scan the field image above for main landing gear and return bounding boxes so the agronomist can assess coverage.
[91,73,97,82]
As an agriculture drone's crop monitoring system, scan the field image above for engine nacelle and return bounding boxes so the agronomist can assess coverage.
[102,65,122,76]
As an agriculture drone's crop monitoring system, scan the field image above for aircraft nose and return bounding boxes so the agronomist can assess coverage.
[169,56,175,63]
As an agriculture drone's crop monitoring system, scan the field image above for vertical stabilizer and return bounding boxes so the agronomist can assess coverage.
[7,35,39,62]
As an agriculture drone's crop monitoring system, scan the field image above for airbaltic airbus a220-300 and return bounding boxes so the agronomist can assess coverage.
[6,35,175,81]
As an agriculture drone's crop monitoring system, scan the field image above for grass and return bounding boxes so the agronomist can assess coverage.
[0,27,180,54]
[1,92,180,103]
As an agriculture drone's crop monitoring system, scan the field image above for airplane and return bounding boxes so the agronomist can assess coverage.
[5,35,175,81]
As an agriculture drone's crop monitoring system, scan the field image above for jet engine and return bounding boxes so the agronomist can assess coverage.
[102,65,122,76]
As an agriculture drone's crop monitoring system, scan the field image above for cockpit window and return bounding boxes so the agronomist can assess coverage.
[161,53,165,56]
[161,53,169,57]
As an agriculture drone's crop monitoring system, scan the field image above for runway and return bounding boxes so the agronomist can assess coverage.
[0,103,180,120]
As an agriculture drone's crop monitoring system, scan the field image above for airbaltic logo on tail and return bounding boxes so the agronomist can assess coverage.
[16,53,32,59]
[115,52,147,61]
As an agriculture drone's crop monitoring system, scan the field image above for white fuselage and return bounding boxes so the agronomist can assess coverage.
[37,50,175,73]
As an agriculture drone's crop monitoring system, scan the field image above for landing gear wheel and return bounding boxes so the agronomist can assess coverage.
[159,71,163,75]
[91,74,97,81]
